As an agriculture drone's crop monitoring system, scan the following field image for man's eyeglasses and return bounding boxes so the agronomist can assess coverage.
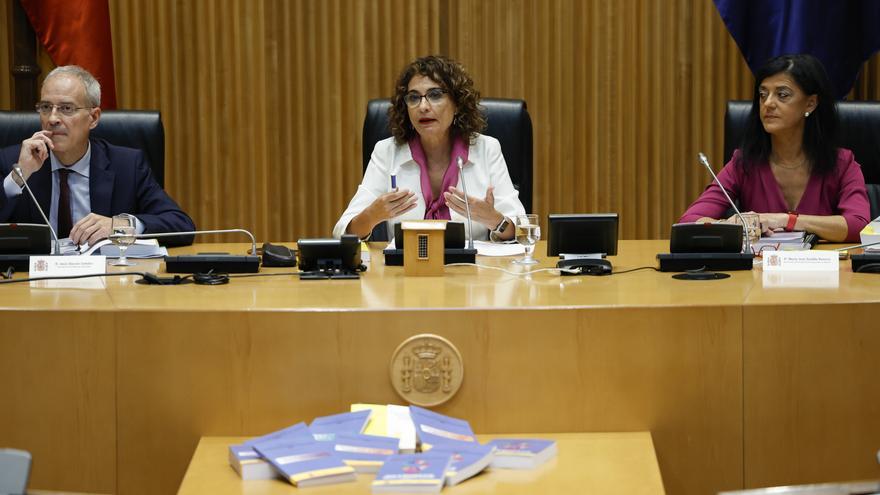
[35,102,91,116]
[404,88,447,108]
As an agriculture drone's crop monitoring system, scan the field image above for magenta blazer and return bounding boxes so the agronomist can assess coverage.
[680,148,870,242]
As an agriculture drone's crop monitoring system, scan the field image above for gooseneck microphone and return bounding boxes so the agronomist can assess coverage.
[134,228,258,256]
[456,156,475,250]
[14,166,60,254]
[697,153,752,253]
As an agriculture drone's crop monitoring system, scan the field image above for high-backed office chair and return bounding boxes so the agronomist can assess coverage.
[361,98,533,241]
[0,110,165,187]
[724,100,880,220]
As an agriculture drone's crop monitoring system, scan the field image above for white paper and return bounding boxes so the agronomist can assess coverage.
[28,255,107,289]
[473,240,525,257]
[761,250,839,272]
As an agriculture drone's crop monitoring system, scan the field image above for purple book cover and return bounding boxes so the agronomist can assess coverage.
[309,410,372,442]
[409,406,477,448]
[485,438,555,456]
[256,442,355,485]
[372,453,452,489]
[243,421,313,448]
[333,433,398,468]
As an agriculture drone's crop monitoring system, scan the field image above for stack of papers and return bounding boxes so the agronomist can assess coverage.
[61,238,168,258]
[859,219,880,251]
[751,231,813,253]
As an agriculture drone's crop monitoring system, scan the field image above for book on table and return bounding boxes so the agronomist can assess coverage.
[254,441,356,488]
[228,422,314,480]
[332,433,400,473]
[428,441,495,486]
[351,403,417,453]
[371,453,453,494]
[751,231,818,253]
[484,438,557,469]
[310,409,372,442]
[409,406,478,451]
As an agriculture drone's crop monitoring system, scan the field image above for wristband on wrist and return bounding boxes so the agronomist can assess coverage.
[785,211,798,232]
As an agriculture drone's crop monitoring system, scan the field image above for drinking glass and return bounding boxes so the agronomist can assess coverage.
[512,214,540,265]
[734,212,761,253]
[109,214,137,266]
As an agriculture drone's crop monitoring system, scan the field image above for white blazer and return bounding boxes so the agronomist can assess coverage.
[333,134,526,240]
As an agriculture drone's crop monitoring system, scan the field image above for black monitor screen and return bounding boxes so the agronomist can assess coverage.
[297,235,361,272]
[547,214,618,256]
[0,223,52,255]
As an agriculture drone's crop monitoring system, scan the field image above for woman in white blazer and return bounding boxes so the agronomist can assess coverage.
[333,55,525,241]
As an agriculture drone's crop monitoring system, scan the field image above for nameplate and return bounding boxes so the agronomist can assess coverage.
[29,255,107,277]
[762,250,838,272]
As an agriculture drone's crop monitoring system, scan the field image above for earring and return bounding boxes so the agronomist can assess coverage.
[805,111,811,117]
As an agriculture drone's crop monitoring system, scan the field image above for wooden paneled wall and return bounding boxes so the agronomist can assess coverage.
[2,0,879,240]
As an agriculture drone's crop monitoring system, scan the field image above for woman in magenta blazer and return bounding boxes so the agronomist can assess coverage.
[680,54,870,242]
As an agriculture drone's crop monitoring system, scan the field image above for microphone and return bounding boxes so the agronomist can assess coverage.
[14,166,60,254]
[134,229,261,274]
[697,153,752,253]
[134,228,257,257]
[456,156,475,250]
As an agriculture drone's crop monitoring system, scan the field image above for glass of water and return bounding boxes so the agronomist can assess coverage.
[109,214,137,266]
[513,214,540,265]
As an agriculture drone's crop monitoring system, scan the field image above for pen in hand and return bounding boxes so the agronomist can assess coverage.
[391,174,397,191]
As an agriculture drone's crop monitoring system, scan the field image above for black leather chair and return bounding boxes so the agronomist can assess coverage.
[0,110,165,187]
[361,98,533,241]
[724,100,880,220]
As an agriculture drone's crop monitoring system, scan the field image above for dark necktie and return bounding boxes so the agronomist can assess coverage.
[58,169,73,239]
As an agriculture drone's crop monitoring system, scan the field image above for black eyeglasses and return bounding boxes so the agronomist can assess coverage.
[404,88,447,108]
[35,102,92,116]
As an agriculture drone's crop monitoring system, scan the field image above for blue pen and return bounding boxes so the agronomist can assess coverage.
[391,174,397,190]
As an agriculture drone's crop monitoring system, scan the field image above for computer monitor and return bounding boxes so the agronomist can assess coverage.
[0,223,52,255]
[547,214,618,256]
[297,235,362,273]
[669,223,742,253]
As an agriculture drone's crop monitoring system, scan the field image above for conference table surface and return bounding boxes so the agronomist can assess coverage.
[3,239,879,495]
[5,239,877,311]
[177,432,665,495]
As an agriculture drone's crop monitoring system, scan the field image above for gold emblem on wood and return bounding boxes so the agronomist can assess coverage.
[390,334,463,407]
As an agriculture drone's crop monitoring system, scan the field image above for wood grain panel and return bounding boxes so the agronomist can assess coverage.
[743,303,880,489]
[116,305,739,495]
[0,312,116,494]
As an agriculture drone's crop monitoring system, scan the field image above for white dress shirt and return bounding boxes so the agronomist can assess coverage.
[333,134,525,240]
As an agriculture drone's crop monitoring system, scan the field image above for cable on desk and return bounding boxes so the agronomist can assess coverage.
[0,271,150,285]
[609,266,659,275]
[228,272,299,279]
[854,262,880,274]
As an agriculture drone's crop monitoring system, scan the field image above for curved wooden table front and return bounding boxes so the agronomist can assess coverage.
[1,240,878,495]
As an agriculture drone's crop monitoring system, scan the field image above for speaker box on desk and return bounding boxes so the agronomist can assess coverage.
[164,254,260,273]
[0,254,31,272]
[851,253,880,273]
[657,252,754,272]
[383,248,476,266]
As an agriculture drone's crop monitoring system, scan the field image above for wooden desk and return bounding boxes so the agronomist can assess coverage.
[178,433,665,495]
[1,240,878,495]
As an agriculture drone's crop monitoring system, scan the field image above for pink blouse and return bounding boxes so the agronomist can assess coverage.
[408,136,470,220]
[680,148,870,242]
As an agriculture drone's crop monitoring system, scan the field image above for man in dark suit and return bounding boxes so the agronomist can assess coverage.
[0,65,195,246]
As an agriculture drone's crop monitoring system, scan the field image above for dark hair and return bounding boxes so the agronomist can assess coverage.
[388,55,486,145]
[739,53,838,175]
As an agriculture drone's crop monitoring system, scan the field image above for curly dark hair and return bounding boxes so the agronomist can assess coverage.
[388,55,486,145]
[738,53,839,175]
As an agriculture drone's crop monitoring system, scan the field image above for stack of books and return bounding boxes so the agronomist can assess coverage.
[228,405,558,491]
[752,231,818,254]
